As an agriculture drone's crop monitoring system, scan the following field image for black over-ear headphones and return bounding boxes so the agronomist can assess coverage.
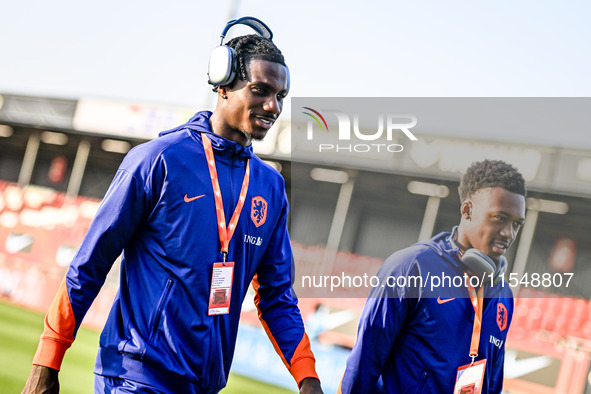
[208,16,274,87]
[448,226,507,286]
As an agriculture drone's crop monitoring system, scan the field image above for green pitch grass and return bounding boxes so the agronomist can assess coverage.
[0,300,295,394]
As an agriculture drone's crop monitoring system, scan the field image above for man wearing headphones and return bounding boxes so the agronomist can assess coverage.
[23,18,322,394]
[339,160,526,393]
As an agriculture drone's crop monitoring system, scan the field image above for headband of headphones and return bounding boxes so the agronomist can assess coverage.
[208,16,274,87]
[218,16,273,44]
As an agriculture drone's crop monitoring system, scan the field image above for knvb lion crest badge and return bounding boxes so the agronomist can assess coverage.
[497,303,508,331]
[251,196,268,227]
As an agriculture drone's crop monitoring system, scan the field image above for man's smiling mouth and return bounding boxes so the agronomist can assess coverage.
[254,114,275,128]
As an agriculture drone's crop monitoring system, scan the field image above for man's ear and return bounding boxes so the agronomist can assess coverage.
[219,87,228,100]
[285,65,291,93]
[460,200,472,220]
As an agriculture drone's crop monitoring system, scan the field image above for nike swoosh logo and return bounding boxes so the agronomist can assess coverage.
[184,194,205,203]
[437,297,456,304]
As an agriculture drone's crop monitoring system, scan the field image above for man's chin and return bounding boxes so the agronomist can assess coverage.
[249,130,268,141]
[475,246,501,264]
[490,246,509,262]
[487,251,505,264]
[236,128,267,145]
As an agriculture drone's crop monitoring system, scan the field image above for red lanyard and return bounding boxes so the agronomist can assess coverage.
[202,134,250,261]
[467,282,484,363]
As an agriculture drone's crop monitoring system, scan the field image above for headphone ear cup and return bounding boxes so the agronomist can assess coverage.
[208,45,236,86]
[493,255,507,285]
[461,249,497,278]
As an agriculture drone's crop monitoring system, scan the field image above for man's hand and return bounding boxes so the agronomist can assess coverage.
[299,377,323,394]
[22,365,59,394]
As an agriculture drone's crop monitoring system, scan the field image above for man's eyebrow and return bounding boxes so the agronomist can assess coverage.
[250,81,288,94]
[250,81,271,88]
[497,211,526,222]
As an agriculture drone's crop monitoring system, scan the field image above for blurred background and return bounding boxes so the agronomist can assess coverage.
[1,1,590,393]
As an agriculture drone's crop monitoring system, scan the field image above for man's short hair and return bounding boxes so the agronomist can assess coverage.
[458,159,527,202]
[217,34,286,91]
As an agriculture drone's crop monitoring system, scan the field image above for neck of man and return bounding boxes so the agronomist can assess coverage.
[453,225,470,256]
[209,112,251,147]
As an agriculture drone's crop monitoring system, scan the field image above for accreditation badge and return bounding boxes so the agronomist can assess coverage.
[208,262,234,315]
[454,359,486,394]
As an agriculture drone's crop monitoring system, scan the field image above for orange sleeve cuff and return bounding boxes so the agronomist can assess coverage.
[32,277,76,371]
[290,332,319,386]
[32,337,72,371]
[290,355,319,386]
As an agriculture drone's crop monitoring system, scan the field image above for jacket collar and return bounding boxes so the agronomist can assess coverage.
[418,230,463,269]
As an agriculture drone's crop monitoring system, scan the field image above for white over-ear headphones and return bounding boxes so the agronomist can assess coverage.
[208,16,274,87]
[448,226,507,286]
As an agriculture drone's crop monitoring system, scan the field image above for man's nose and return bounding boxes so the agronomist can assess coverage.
[500,222,515,240]
[263,96,281,114]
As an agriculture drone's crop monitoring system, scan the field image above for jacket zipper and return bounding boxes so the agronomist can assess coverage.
[150,277,174,341]
[415,370,429,393]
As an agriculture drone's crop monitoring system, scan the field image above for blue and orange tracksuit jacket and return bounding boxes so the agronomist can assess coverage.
[340,232,513,393]
[33,111,318,393]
